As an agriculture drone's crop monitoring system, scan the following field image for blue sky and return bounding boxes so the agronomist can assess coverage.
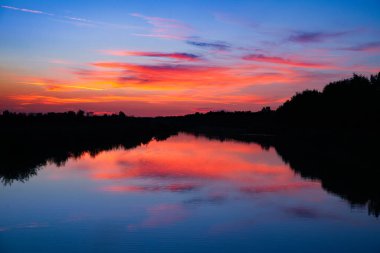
[1,0,379,115]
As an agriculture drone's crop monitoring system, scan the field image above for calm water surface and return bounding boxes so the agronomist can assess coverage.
[1,133,379,253]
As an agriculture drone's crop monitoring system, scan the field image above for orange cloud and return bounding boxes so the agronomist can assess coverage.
[7,60,302,112]
[90,61,305,89]
[8,93,287,108]
[17,81,105,91]
[4,51,342,114]
[9,95,97,105]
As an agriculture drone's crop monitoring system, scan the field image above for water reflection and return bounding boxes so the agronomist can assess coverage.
[1,133,380,253]
[1,131,379,217]
[52,134,319,197]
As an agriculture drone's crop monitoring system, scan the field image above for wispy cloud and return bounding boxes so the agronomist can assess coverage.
[9,93,266,106]
[1,5,53,15]
[9,95,160,105]
[63,16,138,30]
[1,5,134,29]
[242,54,330,68]
[131,13,192,40]
[341,41,380,52]
[92,62,214,72]
[186,40,231,51]
[17,79,105,91]
[288,31,348,43]
[90,61,304,90]
[102,50,202,61]
[64,16,91,23]
[91,62,230,88]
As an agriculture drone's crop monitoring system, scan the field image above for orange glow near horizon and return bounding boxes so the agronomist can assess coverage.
[1,56,349,115]
[1,44,377,116]
[1,2,379,115]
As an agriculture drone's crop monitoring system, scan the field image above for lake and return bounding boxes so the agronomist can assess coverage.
[1,133,379,253]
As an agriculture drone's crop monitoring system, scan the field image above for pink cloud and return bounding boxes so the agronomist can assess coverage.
[130,13,193,40]
[288,31,348,43]
[341,41,380,52]
[242,54,331,68]
[90,61,306,89]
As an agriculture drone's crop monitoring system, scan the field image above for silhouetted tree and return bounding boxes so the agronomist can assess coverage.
[118,111,126,118]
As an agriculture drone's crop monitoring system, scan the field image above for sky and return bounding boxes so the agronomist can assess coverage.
[0,0,379,116]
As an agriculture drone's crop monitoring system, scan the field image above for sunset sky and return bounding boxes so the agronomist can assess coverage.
[1,0,379,116]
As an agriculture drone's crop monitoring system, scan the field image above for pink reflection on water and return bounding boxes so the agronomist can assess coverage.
[50,133,319,197]
[36,133,330,231]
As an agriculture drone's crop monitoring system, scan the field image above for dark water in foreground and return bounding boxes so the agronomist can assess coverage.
[1,133,379,253]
